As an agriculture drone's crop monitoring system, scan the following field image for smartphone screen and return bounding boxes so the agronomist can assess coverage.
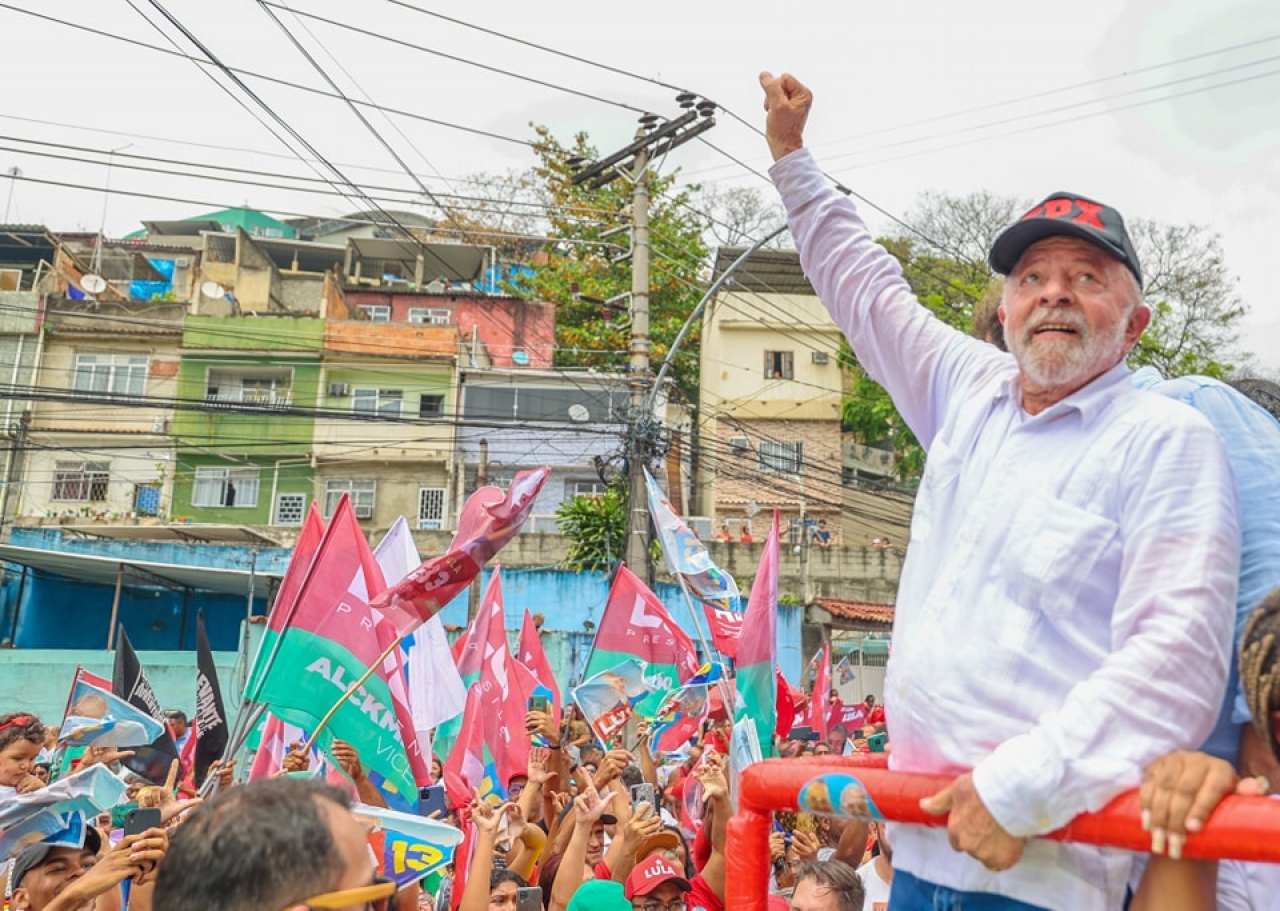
[123,807,162,836]
[516,886,542,911]
[528,694,551,714]
[630,782,656,810]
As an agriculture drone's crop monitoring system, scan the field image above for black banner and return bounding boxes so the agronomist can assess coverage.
[193,611,228,785]
[112,624,181,784]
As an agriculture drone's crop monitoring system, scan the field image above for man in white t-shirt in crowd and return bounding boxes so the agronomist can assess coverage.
[856,822,892,911]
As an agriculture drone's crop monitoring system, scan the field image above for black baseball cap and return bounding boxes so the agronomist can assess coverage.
[8,827,102,892]
[988,192,1143,287]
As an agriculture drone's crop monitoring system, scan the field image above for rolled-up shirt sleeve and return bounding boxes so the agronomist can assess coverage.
[972,418,1241,836]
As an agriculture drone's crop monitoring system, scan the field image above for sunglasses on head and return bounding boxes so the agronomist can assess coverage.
[0,715,34,733]
[295,876,396,911]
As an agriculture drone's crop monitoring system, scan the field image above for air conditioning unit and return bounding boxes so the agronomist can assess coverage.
[328,383,350,397]
[353,504,374,519]
[812,350,830,364]
[729,436,750,453]
[418,519,443,530]
[174,257,191,268]
[151,416,170,434]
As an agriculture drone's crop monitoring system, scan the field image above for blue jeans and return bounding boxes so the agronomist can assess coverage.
[889,869,1051,911]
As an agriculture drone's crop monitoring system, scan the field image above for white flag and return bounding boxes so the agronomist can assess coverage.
[375,518,467,750]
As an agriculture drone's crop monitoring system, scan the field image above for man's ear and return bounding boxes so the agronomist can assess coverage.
[1123,303,1152,352]
[11,887,31,911]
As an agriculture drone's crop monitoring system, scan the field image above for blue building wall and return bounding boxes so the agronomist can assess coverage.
[1,528,284,651]
[0,533,802,690]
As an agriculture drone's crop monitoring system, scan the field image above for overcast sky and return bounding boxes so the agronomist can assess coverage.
[3,0,1277,371]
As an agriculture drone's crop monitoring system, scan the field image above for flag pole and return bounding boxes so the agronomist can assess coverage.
[299,634,407,754]
[219,521,329,768]
[673,573,737,730]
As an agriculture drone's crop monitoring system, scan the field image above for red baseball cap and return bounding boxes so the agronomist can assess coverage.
[624,855,692,900]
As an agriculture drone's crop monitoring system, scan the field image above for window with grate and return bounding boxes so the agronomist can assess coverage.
[273,493,306,526]
[418,487,446,529]
[407,307,451,325]
[134,483,162,516]
[359,305,391,322]
[192,467,261,508]
[53,461,110,501]
[759,440,803,475]
[325,480,376,518]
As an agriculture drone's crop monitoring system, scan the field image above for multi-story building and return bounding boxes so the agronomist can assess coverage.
[696,247,847,541]
[21,295,184,522]
[696,246,913,547]
[171,315,322,525]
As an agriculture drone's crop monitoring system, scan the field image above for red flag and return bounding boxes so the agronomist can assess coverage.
[266,506,325,628]
[458,570,532,791]
[702,603,743,660]
[584,565,700,691]
[443,687,491,811]
[371,468,551,635]
[177,717,198,791]
[811,643,831,739]
[246,497,430,802]
[518,609,561,724]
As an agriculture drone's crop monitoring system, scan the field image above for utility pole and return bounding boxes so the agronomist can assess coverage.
[569,96,716,579]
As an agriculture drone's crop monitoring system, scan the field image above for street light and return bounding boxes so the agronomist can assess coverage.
[92,144,133,277]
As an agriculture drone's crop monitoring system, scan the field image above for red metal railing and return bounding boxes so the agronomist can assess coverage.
[725,755,1280,911]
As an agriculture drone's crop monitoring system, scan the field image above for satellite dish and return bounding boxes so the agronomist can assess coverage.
[746,500,761,517]
[81,274,107,294]
[568,404,590,423]
[201,281,226,299]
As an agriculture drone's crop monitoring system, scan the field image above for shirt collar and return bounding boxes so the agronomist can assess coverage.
[997,360,1134,426]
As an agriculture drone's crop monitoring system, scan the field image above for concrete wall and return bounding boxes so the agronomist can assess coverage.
[0,647,241,727]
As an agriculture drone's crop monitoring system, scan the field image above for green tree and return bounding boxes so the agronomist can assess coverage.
[556,487,625,572]
[518,126,710,400]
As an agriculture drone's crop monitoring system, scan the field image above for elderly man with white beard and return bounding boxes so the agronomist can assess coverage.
[758,72,1240,911]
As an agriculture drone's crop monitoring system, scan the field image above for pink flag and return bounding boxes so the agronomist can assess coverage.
[451,570,533,791]
[518,609,561,725]
[371,468,551,635]
[811,643,831,739]
[442,687,494,811]
[702,603,743,660]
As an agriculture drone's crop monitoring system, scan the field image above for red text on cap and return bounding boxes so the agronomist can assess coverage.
[1021,197,1105,230]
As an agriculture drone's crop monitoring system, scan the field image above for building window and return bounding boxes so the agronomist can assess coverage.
[73,354,148,398]
[134,483,162,516]
[407,307,450,325]
[763,350,795,380]
[759,440,803,475]
[192,467,261,508]
[205,370,292,409]
[324,480,376,518]
[359,305,391,322]
[273,493,306,526]
[53,461,109,501]
[477,469,513,491]
[418,487,446,530]
[353,388,403,418]
[571,480,608,498]
[418,394,445,418]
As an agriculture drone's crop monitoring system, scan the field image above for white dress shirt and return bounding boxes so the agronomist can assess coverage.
[771,149,1241,910]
